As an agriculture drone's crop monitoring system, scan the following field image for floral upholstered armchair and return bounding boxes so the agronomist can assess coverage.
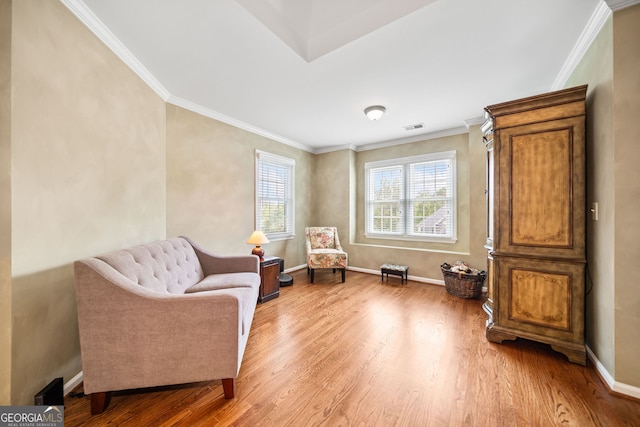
[305,227,348,283]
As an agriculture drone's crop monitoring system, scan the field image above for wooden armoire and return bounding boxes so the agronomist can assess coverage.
[481,85,587,365]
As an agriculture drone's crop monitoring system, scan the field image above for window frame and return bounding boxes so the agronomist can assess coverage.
[364,151,457,243]
[255,150,295,241]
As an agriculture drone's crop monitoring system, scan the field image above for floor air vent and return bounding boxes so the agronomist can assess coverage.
[34,377,64,406]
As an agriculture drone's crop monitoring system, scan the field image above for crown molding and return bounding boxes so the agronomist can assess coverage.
[605,0,640,11]
[312,144,357,154]
[61,0,313,153]
[551,1,612,90]
[353,126,469,153]
[464,116,485,128]
[63,0,618,156]
[311,124,472,154]
[60,0,170,101]
[167,96,313,153]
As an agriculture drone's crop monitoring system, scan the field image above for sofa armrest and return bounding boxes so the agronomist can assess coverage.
[74,259,257,394]
[181,236,259,275]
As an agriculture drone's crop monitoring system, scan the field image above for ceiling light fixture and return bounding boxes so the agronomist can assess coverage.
[364,105,386,121]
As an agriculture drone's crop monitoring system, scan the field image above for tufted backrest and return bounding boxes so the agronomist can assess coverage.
[97,237,205,294]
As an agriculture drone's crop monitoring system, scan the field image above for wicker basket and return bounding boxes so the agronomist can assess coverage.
[441,263,487,299]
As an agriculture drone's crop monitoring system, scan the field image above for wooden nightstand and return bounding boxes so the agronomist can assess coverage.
[258,256,281,303]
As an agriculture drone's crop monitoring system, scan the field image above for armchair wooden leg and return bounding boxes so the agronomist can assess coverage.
[222,378,235,399]
[341,268,346,282]
[310,269,315,283]
[90,391,112,415]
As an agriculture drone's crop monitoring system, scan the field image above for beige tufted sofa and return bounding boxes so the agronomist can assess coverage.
[74,236,260,414]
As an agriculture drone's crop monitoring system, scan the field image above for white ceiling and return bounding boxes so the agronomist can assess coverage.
[235,0,439,62]
[69,0,609,153]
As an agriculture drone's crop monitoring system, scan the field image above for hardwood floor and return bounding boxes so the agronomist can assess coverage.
[64,269,640,426]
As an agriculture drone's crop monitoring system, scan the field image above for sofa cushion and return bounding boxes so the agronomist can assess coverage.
[185,272,260,294]
[185,273,260,336]
[97,238,204,294]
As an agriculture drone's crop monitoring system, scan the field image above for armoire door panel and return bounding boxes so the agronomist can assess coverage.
[510,128,572,248]
[496,116,585,259]
[495,256,584,342]
[508,268,571,330]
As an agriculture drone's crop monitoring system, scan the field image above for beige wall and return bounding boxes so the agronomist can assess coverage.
[312,149,354,239]
[565,4,640,388]
[166,105,314,268]
[314,131,487,282]
[0,0,12,406]
[8,0,166,404]
[612,4,640,387]
[565,16,616,376]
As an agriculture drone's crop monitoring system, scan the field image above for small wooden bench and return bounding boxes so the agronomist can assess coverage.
[380,264,409,284]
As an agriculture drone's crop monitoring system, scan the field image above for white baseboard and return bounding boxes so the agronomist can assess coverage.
[586,345,640,400]
[346,265,444,286]
[287,263,446,286]
[65,371,83,396]
[283,264,308,273]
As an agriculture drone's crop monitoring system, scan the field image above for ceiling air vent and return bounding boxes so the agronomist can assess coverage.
[402,123,424,131]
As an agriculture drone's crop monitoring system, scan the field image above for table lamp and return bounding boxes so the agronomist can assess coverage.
[246,230,270,258]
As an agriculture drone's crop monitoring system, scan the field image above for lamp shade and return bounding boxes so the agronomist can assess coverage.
[364,105,386,121]
[246,230,270,245]
[247,230,270,258]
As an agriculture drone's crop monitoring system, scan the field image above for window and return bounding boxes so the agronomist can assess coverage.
[365,151,456,242]
[255,150,295,240]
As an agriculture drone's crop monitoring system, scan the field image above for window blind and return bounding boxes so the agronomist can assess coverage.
[256,150,295,239]
[365,151,456,242]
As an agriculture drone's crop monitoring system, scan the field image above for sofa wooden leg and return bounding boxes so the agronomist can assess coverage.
[222,378,235,399]
[90,391,111,415]
[310,269,314,283]
[341,268,346,282]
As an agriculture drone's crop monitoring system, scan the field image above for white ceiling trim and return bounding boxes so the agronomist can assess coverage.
[60,0,170,101]
[605,0,640,10]
[167,96,313,153]
[59,0,476,155]
[312,125,472,154]
[354,126,470,153]
[552,1,611,90]
[61,0,610,155]
[313,144,358,155]
[464,116,486,129]
[60,0,312,152]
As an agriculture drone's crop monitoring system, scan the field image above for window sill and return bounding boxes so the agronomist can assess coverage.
[266,233,295,242]
[364,233,457,244]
